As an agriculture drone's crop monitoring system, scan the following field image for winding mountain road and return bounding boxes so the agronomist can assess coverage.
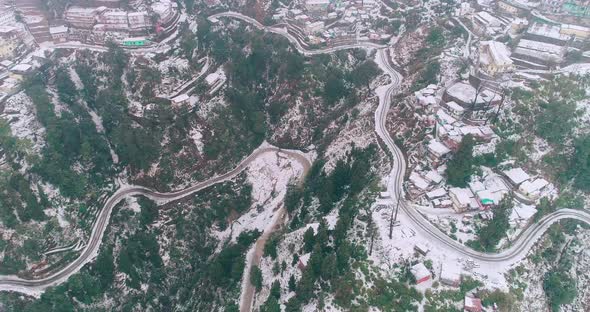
[2,10,590,301]
[373,48,590,266]
[207,12,387,56]
[0,145,311,296]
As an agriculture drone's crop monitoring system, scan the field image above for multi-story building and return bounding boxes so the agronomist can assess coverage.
[0,37,17,59]
[49,25,68,43]
[497,0,530,16]
[151,0,176,26]
[99,11,128,30]
[65,6,102,28]
[0,25,18,39]
[560,23,590,39]
[541,0,565,13]
[478,41,514,76]
[0,5,15,26]
[128,11,150,31]
[563,0,590,17]
[305,0,330,16]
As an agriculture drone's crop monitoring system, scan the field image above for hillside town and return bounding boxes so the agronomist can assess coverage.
[0,0,588,311]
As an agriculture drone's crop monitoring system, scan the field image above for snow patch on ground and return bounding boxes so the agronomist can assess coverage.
[213,150,304,243]
[189,126,204,153]
[1,92,45,153]
[370,200,511,291]
[126,196,141,213]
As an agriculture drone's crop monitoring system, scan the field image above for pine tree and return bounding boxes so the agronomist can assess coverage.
[303,227,315,253]
[270,280,281,299]
[446,134,476,187]
[320,252,338,281]
[315,219,329,252]
[250,265,263,291]
[297,269,316,303]
[288,275,297,292]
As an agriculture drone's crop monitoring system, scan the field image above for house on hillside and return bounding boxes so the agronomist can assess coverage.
[49,25,68,43]
[478,41,513,76]
[502,167,530,187]
[449,187,478,212]
[440,263,462,287]
[411,263,431,284]
[464,296,483,312]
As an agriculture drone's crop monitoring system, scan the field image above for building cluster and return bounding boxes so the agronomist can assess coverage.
[0,26,28,60]
[457,1,590,74]
[0,2,39,60]
[407,78,553,216]
[410,254,483,311]
[0,49,51,101]
[541,0,590,17]
[55,0,179,45]
[270,0,391,48]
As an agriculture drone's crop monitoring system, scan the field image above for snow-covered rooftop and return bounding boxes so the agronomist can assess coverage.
[527,23,570,41]
[428,140,451,156]
[306,0,330,5]
[481,41,512,66]
[410,172,430,190]
[426,188,447,199]
[446,101,465,113]
[11,63,32,72]
[446,82,499,105]
[464,296,482,310]
[425,171,443,184]
[49,25,68,35]
[436,109,458,125]
[449,188,474,206]
[503,168,530,185]
[410,263,431,280]
[171,94,189,103]
[518,178,548,195]
[440,263,462,285]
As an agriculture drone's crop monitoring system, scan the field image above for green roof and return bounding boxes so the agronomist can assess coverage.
[481,198,494,205]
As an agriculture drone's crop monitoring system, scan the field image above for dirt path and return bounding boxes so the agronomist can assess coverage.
[239,151,310,312]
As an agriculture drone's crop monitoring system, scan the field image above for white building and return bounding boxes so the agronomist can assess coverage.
[518,178,549,200]
[514,39,565,65]
[0,6,15,26]
[426,188,447,200]
[456,2,473,16]
[449,187,477,212]
[440,263,462,287]
[65,6,103,28]
[427,139,451,165]
[100,11,129,30]
[171,93,189,106]
[49,25,68,43]
[305,0,330,16]
[479,41,513,76]
[445,101,465,117]
[411,263,431,284]
[151,0,176,25]
[305,21,325,34]
[128,12,151,31]
[503,168,530,186]
[473,11,503,35]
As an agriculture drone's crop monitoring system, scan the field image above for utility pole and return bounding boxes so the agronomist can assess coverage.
[388,188,401,239]
[388,201,394,239]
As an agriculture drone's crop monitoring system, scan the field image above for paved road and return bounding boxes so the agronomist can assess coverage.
[208,12,387,56]
[3,9,590,300]
[167,57,211,99]
[373,48,590,265]
[0,145,311,296]
[452,17,475,59]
